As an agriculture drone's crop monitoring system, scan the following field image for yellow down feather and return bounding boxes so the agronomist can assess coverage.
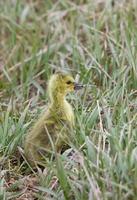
[24,71,83,167]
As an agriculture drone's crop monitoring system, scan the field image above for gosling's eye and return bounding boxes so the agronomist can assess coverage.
[66,81,72,85]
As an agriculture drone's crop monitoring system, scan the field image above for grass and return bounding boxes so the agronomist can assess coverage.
[0,0,137,199]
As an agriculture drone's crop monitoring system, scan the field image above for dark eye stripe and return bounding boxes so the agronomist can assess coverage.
[66,81,72,84]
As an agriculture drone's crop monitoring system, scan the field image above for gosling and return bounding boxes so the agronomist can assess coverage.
[24,71,83,167]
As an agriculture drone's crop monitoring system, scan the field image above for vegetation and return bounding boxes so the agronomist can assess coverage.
[0,0,137,199]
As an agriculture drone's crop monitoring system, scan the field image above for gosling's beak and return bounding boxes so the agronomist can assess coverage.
[74,82,83,90]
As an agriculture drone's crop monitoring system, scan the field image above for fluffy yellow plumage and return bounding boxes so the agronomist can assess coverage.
[24,71,83,167]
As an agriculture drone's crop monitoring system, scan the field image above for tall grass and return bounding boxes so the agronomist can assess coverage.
[0,0,137,199]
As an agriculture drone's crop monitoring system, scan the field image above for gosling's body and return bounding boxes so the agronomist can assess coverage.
[24,72,76,167]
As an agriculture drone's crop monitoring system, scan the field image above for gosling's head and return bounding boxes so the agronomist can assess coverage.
[48,71,83,100]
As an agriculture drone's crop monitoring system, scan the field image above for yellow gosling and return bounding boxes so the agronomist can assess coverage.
[24,71,83,167]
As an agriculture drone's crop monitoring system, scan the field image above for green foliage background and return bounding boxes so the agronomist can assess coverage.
[0,0,137,199]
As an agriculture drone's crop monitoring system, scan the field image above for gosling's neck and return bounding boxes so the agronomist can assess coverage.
[49,90,67,109]
[49,90,74,125]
